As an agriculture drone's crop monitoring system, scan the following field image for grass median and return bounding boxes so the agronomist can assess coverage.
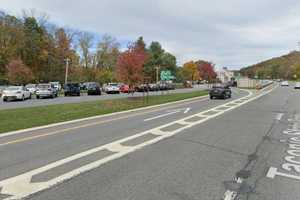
[0,90,208,134]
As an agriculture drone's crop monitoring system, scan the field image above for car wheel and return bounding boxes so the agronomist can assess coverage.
[210,95,213,99]
[22,95,25,101]
[36,95,40,99]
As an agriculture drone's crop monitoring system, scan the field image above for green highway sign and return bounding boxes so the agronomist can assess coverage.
[160,70,174,81]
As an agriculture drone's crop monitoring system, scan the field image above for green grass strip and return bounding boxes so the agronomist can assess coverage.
[0,91,208,134]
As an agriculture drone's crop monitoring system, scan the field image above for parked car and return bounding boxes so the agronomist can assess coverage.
[104,83,120,94]
[295,82,300,89]
[25,84,37,94]
[64,83,81,96]
[209,85,232,99]
[135,84,150,92]
[166,83,175,90]
[158,82,168,91]
[120,84,130,93]
[2,86,31,102]
[36,84,58,99]
[149,84,159,91]
[86,82,101,95]
[0,85,8,97]
[281,81,289,87]
[50,82,62,91]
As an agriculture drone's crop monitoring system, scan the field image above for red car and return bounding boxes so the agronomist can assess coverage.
[120,84,130,93]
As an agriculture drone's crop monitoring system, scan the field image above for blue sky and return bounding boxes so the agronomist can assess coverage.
[1,0,300,70]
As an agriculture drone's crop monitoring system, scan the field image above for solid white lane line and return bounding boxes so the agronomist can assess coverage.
[0,86,278,200]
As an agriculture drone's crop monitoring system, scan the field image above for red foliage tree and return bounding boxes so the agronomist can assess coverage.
[117,43,147,89]
[6,59,34,85]
[196,60,217,82]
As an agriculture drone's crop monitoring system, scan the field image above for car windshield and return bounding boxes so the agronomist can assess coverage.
[6,86,22,91]
[66,83,79,88]
[38,84,51,89]
[26,84,35,88]
[109,83,118,87]
[212,86,224,89]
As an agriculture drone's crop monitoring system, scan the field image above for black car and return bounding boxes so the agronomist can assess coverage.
[209,85,232,99]
[64,83,81,96]
[87,82,101,95]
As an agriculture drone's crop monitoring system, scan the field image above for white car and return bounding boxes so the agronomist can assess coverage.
[25,84,37,94]
[281,81,289,87]
[36,84,58,99]
[2,86,31,102]
[50,82,62,91]
[104,83,120,94]
[295,82,300,89]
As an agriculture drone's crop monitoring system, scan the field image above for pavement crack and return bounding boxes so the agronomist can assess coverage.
[172,137,248,157]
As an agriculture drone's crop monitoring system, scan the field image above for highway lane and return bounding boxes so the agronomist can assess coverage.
[0,86,208,110]
[0,86,285,200]
[0,88,247,181]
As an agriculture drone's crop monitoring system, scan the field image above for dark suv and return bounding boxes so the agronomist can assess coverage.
[209,85,232,99]
[64,83,81,96]
[87,82,101,95]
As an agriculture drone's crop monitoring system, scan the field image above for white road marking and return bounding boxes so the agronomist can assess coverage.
[267,167,300,180]
[276,113,284,120]
[143,110,182,122]
[0,86,277,200]
[184,107,191,114]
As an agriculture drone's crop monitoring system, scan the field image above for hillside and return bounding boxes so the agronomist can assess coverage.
[240,51,300,79]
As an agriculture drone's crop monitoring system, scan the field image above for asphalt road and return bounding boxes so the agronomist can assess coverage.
[1,84,299,200]
[0,85,208,110]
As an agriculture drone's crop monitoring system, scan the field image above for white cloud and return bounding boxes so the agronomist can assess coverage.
[1,0,300,69]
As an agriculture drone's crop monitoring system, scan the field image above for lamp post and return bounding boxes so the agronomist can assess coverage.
[64,58,70,85]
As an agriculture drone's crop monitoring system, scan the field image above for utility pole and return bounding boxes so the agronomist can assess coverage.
[64,58,70,85]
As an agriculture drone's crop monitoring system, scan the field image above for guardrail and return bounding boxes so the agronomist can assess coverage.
[256,80,274,89]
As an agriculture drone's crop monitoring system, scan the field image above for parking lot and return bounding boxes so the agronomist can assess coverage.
[0,85,208,110]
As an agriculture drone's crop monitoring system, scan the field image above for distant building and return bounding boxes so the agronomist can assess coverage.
[217,67,234,83]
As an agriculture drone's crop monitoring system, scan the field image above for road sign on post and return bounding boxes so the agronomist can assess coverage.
[160,70,174,81]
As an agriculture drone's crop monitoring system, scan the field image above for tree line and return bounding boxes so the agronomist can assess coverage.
[240,51,300,80]
[0,11,216,86]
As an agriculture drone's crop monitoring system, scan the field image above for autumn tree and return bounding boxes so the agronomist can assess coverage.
[182,61,200,81]
[96,34,120,69]
[79,32,93,68]
[117,43,147,89]
[196,60,217,82]
[6,59,34,85]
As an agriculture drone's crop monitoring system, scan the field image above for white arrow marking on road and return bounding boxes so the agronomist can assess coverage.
[144,110,181,122]
[184,107,191,114]
[144,107,191,122]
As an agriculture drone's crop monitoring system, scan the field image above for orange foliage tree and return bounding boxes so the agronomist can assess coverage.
[6,59,34,85]
[117,43,147,89]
